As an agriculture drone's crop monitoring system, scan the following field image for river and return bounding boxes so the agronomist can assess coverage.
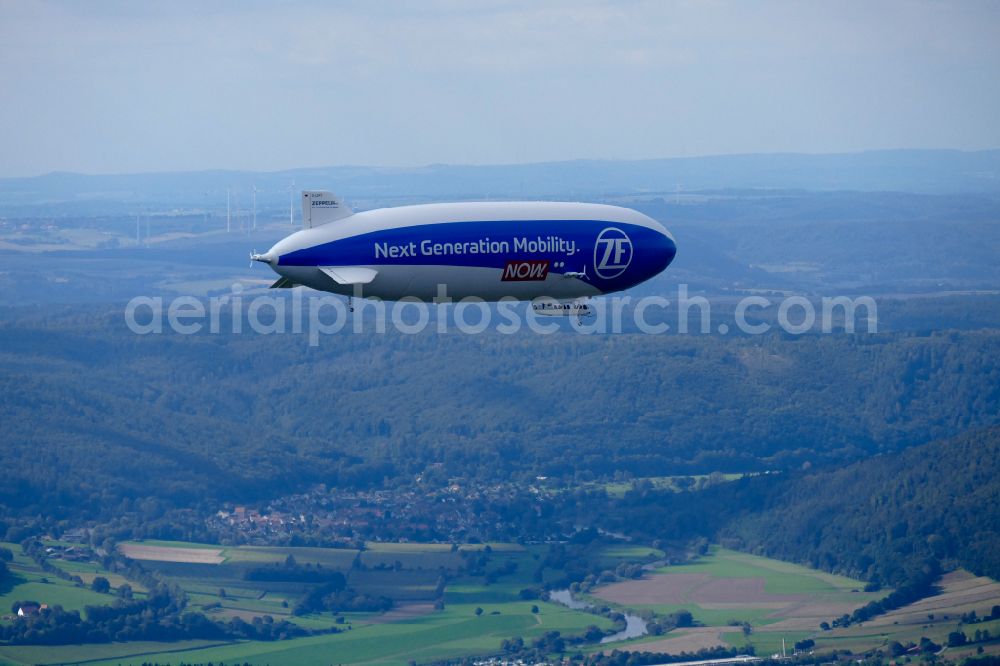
[548,589,648,643]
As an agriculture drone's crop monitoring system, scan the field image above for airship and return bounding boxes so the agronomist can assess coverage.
[252,191,676,313]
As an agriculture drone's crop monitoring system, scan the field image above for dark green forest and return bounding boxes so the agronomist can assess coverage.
[1,305,999,526]
[723,425,1000,583]
[600,425,1000,585]
[0,296,998,598]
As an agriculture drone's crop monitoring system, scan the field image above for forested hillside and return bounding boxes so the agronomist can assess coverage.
[1,305,998,529]
[596,426,1000,587]
[722,425,1000,584]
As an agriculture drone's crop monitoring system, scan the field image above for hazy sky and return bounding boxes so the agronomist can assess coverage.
[1,0,999,176]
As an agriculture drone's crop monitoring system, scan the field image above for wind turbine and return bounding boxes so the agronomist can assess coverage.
[235,190,243,233]
[251,185,258,232]
[287,180,296,226]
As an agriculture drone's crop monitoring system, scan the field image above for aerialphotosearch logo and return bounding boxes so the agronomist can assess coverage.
[124,283,878,346]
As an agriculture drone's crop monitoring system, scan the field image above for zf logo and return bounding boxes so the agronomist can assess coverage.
[594,227,633,279]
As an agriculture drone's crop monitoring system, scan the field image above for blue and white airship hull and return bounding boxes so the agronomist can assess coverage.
[253,192,676,302]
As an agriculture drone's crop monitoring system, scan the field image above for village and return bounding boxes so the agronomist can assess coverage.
[205,479,557,546]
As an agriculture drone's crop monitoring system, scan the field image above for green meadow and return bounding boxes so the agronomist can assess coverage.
[598,474,744,499]
[60,600,607,666]
[7,541,992,665]
[649,547,870,592]
[0,542,117,619]
[0,539,621,665]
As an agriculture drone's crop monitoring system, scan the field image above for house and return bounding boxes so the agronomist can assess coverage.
[61,528,88,543]
[17,604,41,617]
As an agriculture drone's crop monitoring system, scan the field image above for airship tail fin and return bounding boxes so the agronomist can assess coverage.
[269,276,298,289]
[302,191,354,229]
[319,266,378,285]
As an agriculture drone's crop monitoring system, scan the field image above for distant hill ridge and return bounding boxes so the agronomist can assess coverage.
[2,150,1000,213]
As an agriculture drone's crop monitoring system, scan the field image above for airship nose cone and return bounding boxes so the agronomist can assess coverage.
[251,250,277,265]
[660,231,677,269]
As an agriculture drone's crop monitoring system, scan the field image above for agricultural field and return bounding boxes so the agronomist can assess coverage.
[45,559,145,594]
[588,546,888,655]
[69,600,603,666]
[0,541,119,622]
[6,540,996,665]
[0,600,601,666]
[118,540,513,618]
[118,543,225,564]
[0,640,231,666]
[0,539,625,665]
[587,548,1000,660]
[591,544,664,567]
[594,474,744,499]
[816,570,1000,657]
